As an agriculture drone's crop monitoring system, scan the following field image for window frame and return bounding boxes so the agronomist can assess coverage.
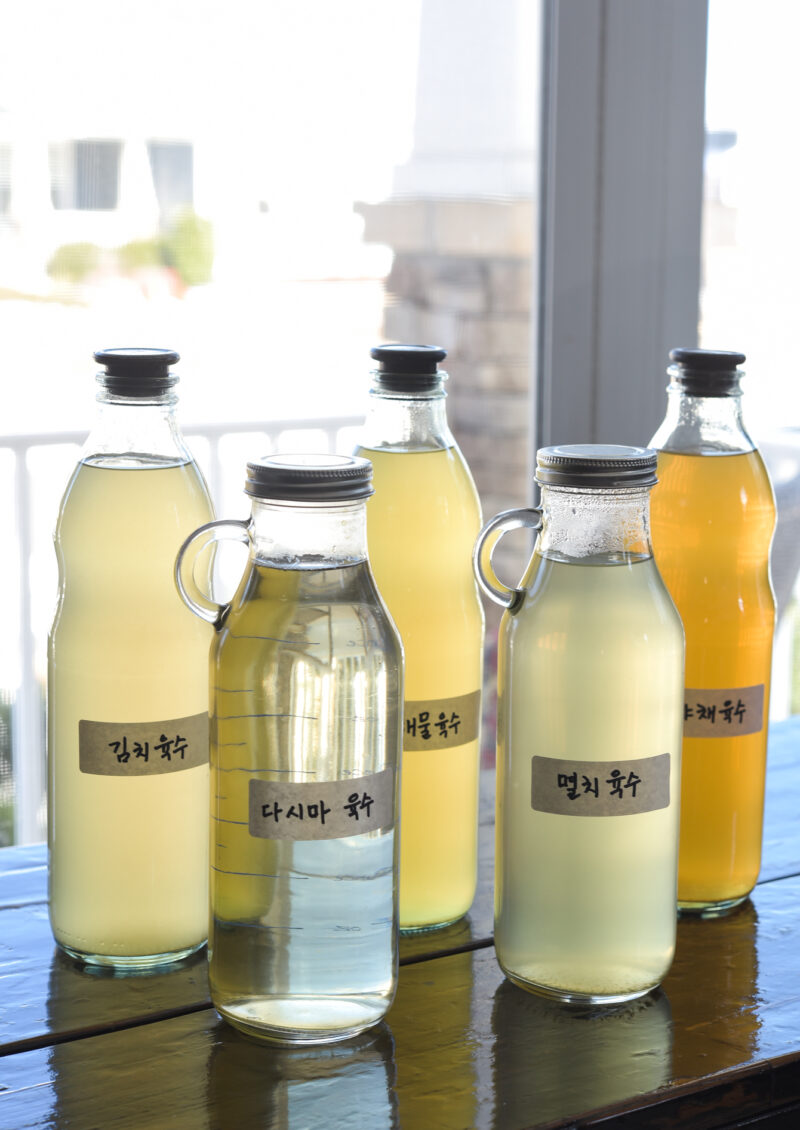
[533,0,709,458]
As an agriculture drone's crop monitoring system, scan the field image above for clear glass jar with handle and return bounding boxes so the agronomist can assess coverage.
[649,348,776,915]
[354,344,485,932]
[176,454,403,1045]
[48,347,214,969]
[475,445,684,1004]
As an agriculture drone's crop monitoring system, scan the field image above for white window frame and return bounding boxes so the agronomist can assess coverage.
[533,0,708,456]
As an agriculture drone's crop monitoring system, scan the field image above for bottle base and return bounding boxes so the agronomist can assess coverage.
[399,910,466,935]
[57,939,205,974]
[503,968,658,1007]
[215,995,389,1047]
[678,893,750,918]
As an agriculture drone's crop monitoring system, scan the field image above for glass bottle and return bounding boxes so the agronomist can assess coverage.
[354,344,485,931]
[176,454,403,1045]
[475,445,684,1004]
[48,347,215,968]
[649,348,776,915]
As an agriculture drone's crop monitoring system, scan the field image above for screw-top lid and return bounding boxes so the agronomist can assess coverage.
[245,454,374,501]
[536,445,658,489]
[668,347,746,397]
[370,343,447,392]
[94,347,180,396]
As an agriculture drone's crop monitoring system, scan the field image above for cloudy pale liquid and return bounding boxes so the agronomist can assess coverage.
[48,458,214,964]
[355,445,484,929]
[209,560,401,1043]
[495,555,683,1000]
[651,450,775,909]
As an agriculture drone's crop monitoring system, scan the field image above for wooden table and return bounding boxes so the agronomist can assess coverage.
[3,721,800,1129]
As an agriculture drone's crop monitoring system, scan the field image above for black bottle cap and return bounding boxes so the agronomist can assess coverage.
[245,454,374,501]
[668,348,746,397]
[94,347,180,396]
[536,445,658,489]
[369,344,447,392]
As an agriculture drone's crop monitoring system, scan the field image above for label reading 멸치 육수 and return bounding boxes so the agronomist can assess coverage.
[531,754,671,817]
[79,713,209,776]
[403,690,481,752]
[249,768,395,841]
[683,684,765,738]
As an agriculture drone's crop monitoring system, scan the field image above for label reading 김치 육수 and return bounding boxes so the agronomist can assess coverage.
[249,768,395,841]
[531,753,671,817]
[683,684,764,738]
[403,690,480,752]
[79,713,209,776]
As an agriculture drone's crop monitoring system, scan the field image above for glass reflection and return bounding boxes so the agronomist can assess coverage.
[491,980,672,1125]
[390,950,478,1127]
[668,899,759,1076]
[206,1020,397,1129]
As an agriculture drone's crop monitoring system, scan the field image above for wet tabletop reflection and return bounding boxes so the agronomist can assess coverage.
[4,880,800,1127]
[4,723,800,1126]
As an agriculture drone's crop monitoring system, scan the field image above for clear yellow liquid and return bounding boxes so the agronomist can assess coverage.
[495,555,683,1001]
[651,450,776,909]
[209,560,402,1043]
[356,444,484,929]
[48,458,214,965]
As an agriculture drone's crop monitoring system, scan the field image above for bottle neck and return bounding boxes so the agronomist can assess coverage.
[536,485,653,564]
[650,381,755,455]
[360,382,455,452]
[249,498,369,567]
[83,389,193,468]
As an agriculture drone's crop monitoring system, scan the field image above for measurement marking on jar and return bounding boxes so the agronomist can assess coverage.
[216,712,320,721]
[227,631,320,645]
[216,766,317,775]
[213,816,248,825]
[211,865,308,879]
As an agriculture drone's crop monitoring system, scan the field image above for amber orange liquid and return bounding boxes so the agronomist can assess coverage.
[650,450,776,909]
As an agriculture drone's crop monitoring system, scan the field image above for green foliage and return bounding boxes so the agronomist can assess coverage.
[0,697,13,848]
[161,208,214,288]
[46,210,214,294]
[46,242,102,283]
[117,238,164,273]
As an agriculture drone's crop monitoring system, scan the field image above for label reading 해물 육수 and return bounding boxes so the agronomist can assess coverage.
[531,754,671,817]
[403,690,481,752]
[683,684,765,738]
[79,713,209,776]
[249,768,395,841]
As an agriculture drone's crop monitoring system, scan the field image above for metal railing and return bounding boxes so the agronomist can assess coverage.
[2,415,363,845]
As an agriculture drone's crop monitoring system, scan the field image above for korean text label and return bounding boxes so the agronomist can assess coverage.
[531,753,671,817]
[79,713,209,777]
[403,689,480,752]
[683,684,764,739]
[248,767,395,841]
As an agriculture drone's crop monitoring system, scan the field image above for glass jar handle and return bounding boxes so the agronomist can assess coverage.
[175,518,251,628]
[473,507,542,608]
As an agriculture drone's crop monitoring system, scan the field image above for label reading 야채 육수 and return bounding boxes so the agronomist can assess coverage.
[683,684,764,738]
[403,690,481,752]
[249,768,395,841]
[79,713,209,776]
[531,753,671,817]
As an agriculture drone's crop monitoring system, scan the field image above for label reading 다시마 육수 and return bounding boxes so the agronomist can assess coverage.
[249,768,395,841]
[683,684,764,738]
[79,713,209,776]
[531,753,671,817]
